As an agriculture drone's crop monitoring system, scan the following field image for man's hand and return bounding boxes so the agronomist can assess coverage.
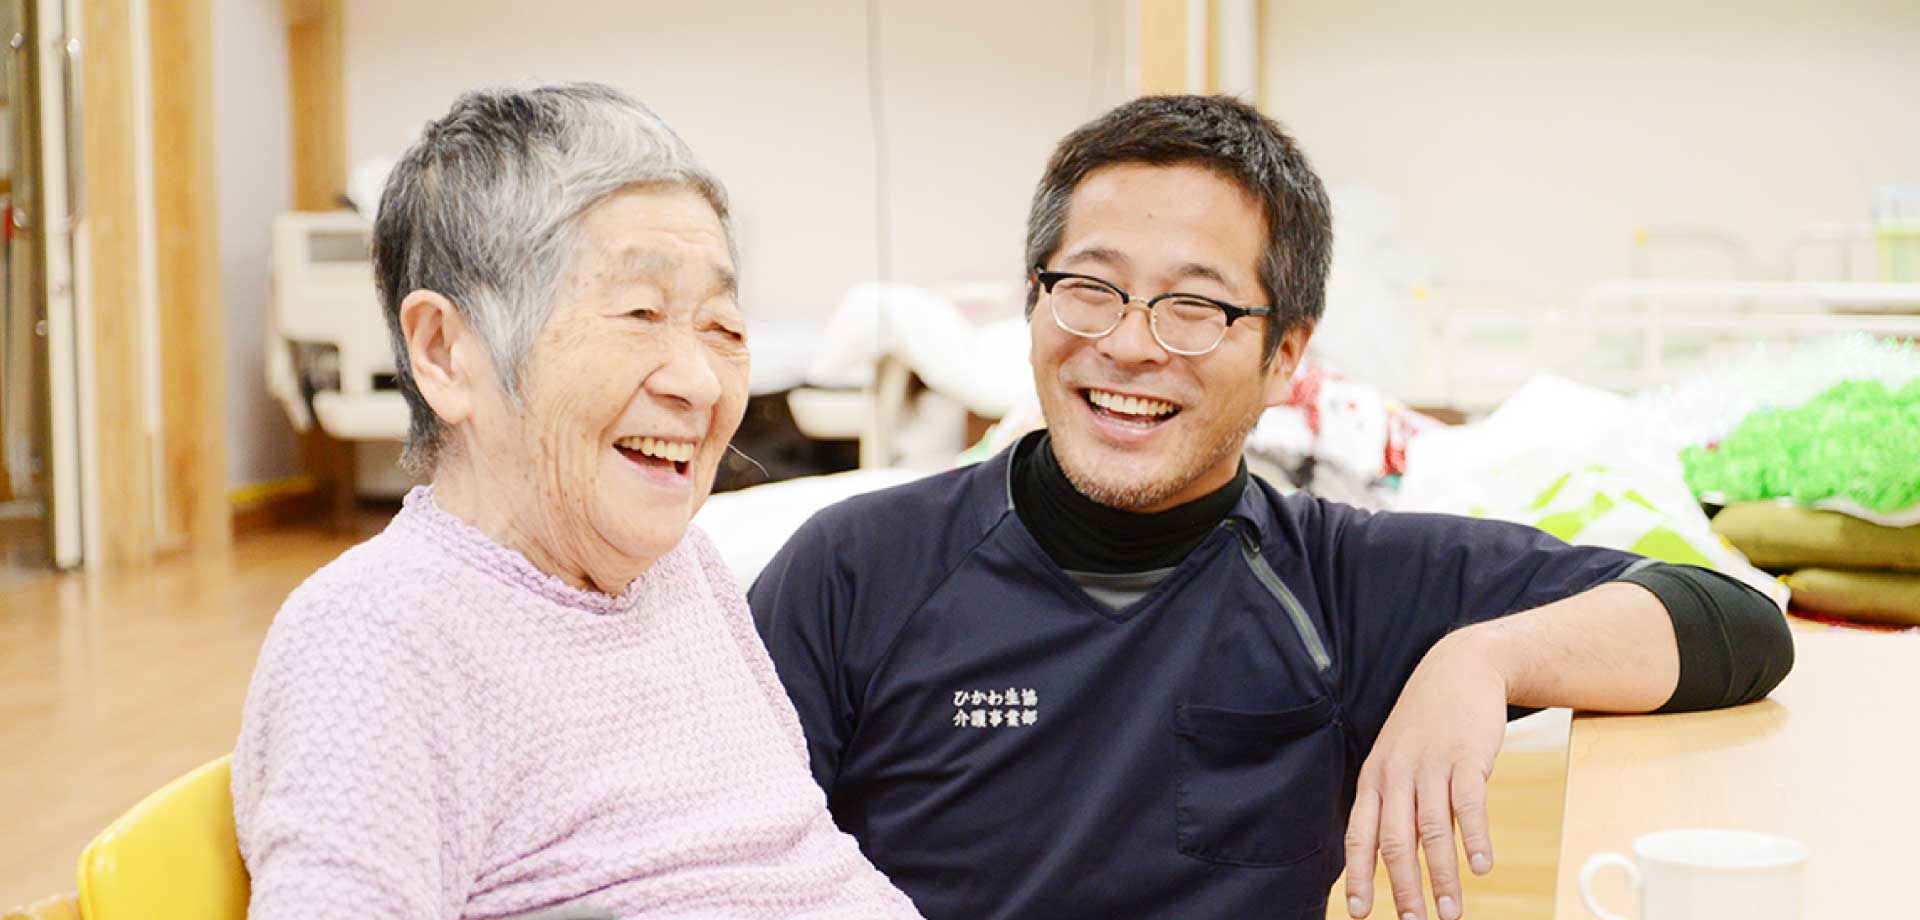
[1344,628,1508,920]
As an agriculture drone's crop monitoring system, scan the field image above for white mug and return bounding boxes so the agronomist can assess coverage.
[1580,828,1807,920]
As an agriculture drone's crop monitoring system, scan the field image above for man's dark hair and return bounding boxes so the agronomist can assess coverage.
[1023,94,1332,365]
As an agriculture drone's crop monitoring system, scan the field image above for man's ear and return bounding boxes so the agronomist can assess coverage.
[1261,321,1315,409]
[399,290,481,428]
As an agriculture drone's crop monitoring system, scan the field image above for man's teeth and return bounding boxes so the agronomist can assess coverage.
[615,436,695,463]
[1088,389,1177,418]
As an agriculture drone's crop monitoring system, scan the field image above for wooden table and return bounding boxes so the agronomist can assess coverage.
[1554,630,1920,918]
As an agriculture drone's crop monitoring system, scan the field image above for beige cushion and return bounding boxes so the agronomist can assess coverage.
[1785,568,1920,627]
[1712,502,1920,572]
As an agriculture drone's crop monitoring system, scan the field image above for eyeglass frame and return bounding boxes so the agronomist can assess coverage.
[1031,266,1278,356]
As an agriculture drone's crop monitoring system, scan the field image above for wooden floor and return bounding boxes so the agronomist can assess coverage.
[0,513,385,909]
[0,515,51,585]
[1,511,1569,917]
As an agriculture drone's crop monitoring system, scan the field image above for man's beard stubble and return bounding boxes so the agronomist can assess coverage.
[1055,398,1264,512]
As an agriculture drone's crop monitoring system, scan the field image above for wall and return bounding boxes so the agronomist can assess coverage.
[214,0,298,485]
[342,0,1126,321]
[1262,0,1920,299]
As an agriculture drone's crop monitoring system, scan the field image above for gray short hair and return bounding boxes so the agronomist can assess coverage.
[372,82,734,472]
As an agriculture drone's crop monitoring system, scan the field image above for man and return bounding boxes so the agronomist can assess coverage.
[749,95,1791,920]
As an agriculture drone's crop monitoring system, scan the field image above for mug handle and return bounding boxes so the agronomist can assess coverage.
[1579,852,1640,920]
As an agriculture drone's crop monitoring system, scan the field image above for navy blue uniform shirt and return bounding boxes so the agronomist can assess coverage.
[749,441,1648,920]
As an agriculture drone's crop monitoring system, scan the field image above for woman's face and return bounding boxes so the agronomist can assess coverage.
[460,185,749,591]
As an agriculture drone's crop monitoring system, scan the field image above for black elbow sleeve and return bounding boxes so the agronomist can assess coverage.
[1615,563,1795,713]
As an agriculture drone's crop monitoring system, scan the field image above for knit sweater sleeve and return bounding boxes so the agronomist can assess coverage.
[231,565,482,920]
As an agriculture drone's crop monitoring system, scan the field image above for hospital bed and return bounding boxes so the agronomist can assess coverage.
[1415,279,1920,415]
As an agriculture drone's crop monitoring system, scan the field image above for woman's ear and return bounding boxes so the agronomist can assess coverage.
[1262,321,1314,408]
[399,290,479,428]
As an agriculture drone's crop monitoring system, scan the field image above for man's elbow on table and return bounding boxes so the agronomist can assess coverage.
[1625,563,1796,713]
[1477,563,1795,715]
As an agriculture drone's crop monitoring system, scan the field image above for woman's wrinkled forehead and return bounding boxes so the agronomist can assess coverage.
[562,186,739,308]
[603,248,738,303]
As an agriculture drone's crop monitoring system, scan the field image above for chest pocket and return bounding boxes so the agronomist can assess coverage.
[1172,694,1344,867]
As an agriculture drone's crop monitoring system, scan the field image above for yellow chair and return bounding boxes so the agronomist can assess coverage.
[75,756,250,920]
[0,893,81,920]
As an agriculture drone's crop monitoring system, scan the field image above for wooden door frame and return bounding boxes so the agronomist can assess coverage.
[77,0,226,566]
[284,0,343,212]
[1131,0,1263,99]
[150,0,226,554]
[283,0,355,523]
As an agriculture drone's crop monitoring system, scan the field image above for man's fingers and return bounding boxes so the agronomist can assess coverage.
[1345,782,1383,917]
[1417,771,1463,920]
[1378,775,1427,920]
[1451,764,1495,877]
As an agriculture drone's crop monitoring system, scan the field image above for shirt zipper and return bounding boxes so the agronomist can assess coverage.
[1224,518,1332,673]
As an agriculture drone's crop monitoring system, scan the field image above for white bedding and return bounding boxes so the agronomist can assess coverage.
[694,467,931,586]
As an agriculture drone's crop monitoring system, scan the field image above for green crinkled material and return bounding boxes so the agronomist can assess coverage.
[1682,379,1920,512]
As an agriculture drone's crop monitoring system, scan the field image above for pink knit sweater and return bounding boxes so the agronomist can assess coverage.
[232,487,921,919]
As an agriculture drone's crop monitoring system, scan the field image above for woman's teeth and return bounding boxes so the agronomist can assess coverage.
[1087,389,1177,418]
[614,436,695,463]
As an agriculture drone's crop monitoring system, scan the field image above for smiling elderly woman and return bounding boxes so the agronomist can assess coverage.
[230,84,920,920]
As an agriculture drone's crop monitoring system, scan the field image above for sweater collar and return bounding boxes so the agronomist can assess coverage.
[398,485,655,615]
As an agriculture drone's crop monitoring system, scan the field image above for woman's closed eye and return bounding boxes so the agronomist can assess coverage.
[703,319,747,347]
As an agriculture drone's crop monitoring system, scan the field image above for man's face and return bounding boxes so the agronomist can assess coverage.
[1029,162,1305,513]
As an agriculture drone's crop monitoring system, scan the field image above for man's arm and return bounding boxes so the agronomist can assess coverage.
[1319,505,1792,920]
[1465,580,1679,711]
[1346,580,1685,913]
[1615,564,1795,713]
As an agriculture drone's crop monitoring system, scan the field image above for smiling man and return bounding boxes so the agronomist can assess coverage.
[749,95,1792,920]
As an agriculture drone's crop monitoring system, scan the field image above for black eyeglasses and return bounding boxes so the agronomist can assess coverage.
[1032,267,1276,356]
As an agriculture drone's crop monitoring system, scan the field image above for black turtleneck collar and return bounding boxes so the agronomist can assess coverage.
[1010,431,1248,575]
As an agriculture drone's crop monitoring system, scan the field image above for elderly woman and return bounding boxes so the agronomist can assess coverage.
[231,84,920,919]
